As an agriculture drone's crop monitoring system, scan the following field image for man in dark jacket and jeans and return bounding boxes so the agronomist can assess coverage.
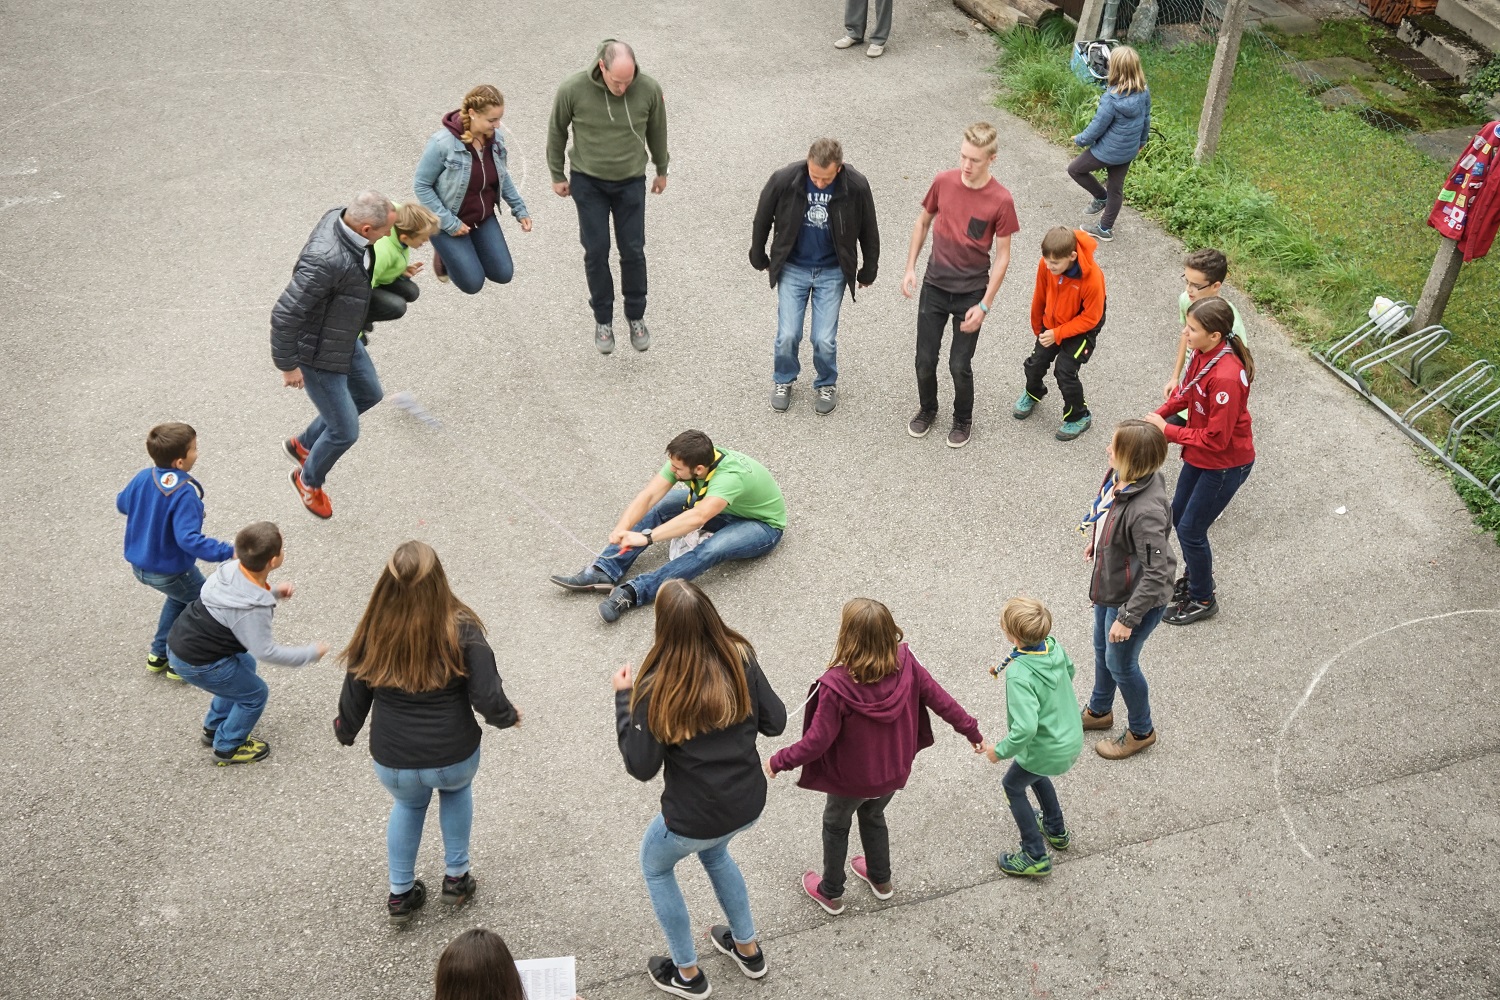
[271,191,396,519]
[750,138,879,415]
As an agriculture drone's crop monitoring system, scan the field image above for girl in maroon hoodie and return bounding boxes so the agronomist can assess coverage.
[1145,296,1255,627]
[766,598,984,914]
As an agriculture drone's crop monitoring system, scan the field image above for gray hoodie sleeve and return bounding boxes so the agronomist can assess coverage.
[229,604,321,667]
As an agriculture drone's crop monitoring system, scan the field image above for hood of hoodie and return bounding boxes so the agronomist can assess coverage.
[1008,638,1073,688]
[1073,228,1100,276]
[200,560,277,616]
[1109,88,1150,120]
[816,643,923,723]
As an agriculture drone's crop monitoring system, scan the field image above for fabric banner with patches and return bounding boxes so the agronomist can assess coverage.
[1428,120,1500,262]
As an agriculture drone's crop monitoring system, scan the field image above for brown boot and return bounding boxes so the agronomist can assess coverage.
[1096,729,1157,760]
[1081,708,1113,730]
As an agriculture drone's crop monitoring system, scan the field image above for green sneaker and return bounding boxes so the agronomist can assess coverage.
[1055,414,1093,441]
[213,738,269,766]
[1013,391,1039,420]
[145,653,170,674]
[998,848,1052,877]
[1036,810,1071,851]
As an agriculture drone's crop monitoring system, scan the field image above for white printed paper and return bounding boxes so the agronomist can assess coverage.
[515,956,576,1000]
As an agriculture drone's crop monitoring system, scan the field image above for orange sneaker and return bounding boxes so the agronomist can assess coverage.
[283,437,309,466]
[290,468,332,519]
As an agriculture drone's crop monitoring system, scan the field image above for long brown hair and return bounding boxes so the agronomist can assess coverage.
[1186,295,1256,384]
[342,541,482,693]
[630,580,753,744]
[459,84,504,145]
[434,929,524,1000]
[830,598,904,684]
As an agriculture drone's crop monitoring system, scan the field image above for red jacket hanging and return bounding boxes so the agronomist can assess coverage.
[1428,120,1500,262]
[1155,348,1255,469]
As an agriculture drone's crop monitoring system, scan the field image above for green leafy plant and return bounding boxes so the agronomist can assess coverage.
[1462,54,1500,113]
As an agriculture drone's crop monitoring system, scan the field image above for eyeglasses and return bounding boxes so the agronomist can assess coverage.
[1183,274,1213,292]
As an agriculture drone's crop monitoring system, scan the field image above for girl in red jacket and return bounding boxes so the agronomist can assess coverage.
[1145,296,1255,626]
[766,598,984,914]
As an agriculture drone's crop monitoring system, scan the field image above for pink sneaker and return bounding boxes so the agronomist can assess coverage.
[801,871,844,915]
[850,856,894,899]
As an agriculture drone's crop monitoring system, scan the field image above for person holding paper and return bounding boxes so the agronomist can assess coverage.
[613,580,787,998]
[435,929,583,1000]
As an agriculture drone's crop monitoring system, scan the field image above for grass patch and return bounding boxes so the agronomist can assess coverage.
[993,19,1500,539]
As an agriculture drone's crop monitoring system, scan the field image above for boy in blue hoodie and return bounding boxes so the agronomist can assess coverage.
[981,596,1085,877]
[116,422,234,680]
[167,521,328,764]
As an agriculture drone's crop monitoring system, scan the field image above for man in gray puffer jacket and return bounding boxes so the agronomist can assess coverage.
[271,191,396,519]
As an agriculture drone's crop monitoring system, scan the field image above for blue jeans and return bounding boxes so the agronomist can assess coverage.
[1088,603,1165,736]
[372,747,482,895]
[133,565,206,658]
[431,215,514,295]
[1002,762,1065,859]
[166,650,268,753]
[591,489,784,605]
[774,263,844,388]
[1171,461,1254,603]
[640,813,758,969]
[297,339,384,489]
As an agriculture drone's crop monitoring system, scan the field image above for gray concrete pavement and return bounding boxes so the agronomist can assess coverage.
[2,1,1498,998]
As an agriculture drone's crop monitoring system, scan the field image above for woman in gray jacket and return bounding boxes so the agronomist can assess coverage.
[413,85,531,295]
[1068,45,1151,243]
[1078,419,1176,761]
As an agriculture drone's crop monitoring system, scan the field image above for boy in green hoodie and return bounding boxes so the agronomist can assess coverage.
[982,596,1085,877]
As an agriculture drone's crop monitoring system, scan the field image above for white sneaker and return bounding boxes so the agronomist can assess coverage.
[867,43,885,57]
[834,35,858,48]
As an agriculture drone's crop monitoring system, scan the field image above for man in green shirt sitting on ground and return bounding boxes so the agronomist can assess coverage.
[550,429,787,623]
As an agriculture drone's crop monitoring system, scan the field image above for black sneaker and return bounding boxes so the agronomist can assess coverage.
[946,421,973,449]
[441,872,476,906]
[1164,598,1218,626]
[1172,577,1190,605]
[213,738,269,766]
[647,957,710,998]
[908,409,937,438]
[200,727,215,748]
[709,923,767,979]
[599,584,636,624]
[387,880,427,925]
[146,653,170,675]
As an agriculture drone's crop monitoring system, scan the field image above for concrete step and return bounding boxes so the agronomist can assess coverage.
[1435,0,1500,54]
[1399,15,1491,82]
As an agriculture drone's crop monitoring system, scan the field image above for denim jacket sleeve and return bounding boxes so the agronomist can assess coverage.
[1075,91,1116,148]
[413,133,463,235]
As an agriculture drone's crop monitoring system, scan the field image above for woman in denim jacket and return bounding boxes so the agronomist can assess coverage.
[413,85,531,295]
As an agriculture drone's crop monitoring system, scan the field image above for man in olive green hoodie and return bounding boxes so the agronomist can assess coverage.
[982,596,1085,878]
[547,39,670,356]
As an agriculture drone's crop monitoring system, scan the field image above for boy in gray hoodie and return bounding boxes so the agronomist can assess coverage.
[167,522,328,765]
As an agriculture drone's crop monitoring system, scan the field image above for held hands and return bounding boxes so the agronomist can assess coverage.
[615,530,650,553]
[314,641,331,660]
[959,305,986,334]
[281,370,304,389]
[519,217,533,233]
[552,181,571,198]
[611,663,634,692]
[1107,619,1134,643]
[1039,329,1057,348]
[764,759,777,780]
[976,741,999,763]
[901,269,918,299]
[651,175,668,195]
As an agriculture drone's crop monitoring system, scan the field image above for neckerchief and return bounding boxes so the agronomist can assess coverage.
[1078,470,1117,536]
[682,450,725,511]
[1174,343,1234,399]
[991,641,1049,677]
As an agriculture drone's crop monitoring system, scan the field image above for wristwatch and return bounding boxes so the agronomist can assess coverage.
[640,528,654,547]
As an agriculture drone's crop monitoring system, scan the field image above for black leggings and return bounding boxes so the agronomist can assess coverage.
[367,275,420,324]
[1067,149,1132,230]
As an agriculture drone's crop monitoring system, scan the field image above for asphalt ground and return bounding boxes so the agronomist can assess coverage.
[2,1,1498,998]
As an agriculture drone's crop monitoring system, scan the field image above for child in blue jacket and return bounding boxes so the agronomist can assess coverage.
[115,422,233,679]
[1068,44,1151,242]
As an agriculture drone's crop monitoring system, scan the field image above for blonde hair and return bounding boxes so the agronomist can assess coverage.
[830,598,905,684]
[1107,45,1147,94]
[1110,419,1168,484]
[1001,597,1052,648]
[459,84,505,145]
[393,202,439,240]
[341,542,483,693]
[964,121,998,156]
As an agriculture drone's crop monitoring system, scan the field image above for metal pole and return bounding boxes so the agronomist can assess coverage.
[1194,0,1251,163]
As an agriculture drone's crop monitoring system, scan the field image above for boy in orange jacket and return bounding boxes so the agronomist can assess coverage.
[1013,227,1106,441]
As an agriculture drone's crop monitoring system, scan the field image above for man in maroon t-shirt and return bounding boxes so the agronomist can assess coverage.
[901,123,1020,449]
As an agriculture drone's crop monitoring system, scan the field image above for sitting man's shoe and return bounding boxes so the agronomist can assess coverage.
[290,468,333,519]
[709,923,768,979]
[1096,729,1157,760]
[213,738,270,766]
[1013,390,1039,420]
[946,421,973,449]
[1036,810,1071,851]
[1081,708,1113,730]
[908,409,937,438]
[1165,598,1218,626]
[550,566,614,593]
[387,880,427,925]
[646,957,709,998]
[596,322,616,355]
[441,872,477,906]
[1083,222,1114,242]
[629,319,651,351]
[146,653,170,675]
[1084,197,1107,215]
[771,383,792,412]
[815,385,838,415]
[599,585,637,624]
[834,34,860,48]
[282,437,309,467]
[998,848,1052,877]
[1056,414,1093,441]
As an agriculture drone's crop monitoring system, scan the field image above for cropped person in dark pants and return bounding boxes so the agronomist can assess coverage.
[901,122,1019,448]
[1069,45,1151,242]
[767,598,983,913]
[548,39,669,355]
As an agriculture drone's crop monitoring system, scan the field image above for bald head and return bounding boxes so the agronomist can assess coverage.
[599,41,637,96]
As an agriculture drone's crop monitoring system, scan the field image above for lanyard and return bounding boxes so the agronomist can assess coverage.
[1175,343,1234,399]
[683,450,725,510]
[1078,470,1116,536]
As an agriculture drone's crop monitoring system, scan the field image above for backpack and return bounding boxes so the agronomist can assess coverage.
[1071,39,1118,89]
